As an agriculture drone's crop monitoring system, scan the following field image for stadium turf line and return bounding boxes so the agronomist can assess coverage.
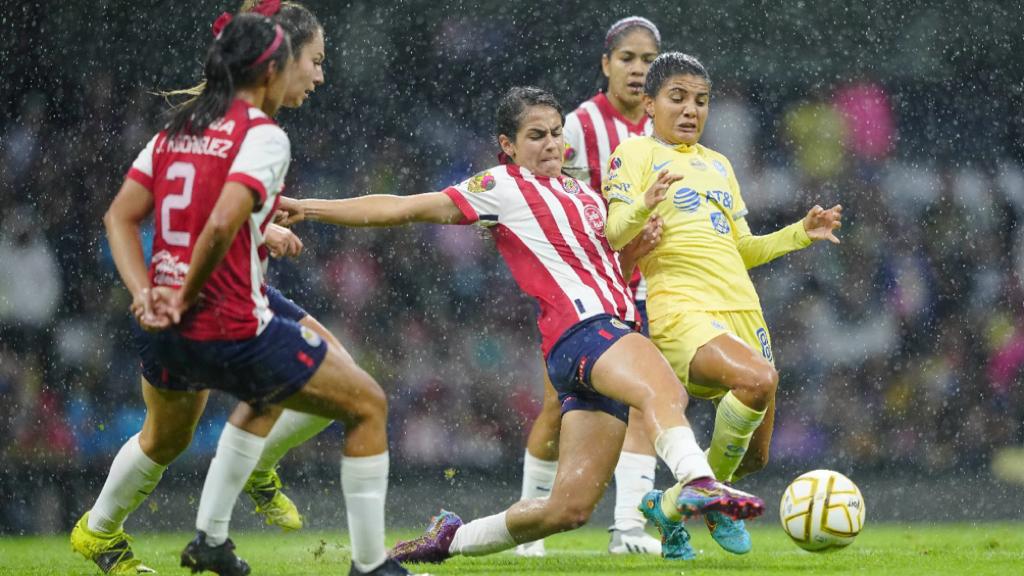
[1,523,1020,575]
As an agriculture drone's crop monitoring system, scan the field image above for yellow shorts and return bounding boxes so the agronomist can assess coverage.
[648,309,774,400]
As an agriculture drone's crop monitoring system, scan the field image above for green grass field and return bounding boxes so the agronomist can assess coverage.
[2,523,1021,575]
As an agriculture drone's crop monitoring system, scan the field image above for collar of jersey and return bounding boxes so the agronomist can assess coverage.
[652,135,698,154]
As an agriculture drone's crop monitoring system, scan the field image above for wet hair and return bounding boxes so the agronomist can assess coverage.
[166,13,291,137]
[160,2,320,111]
[495,86,564,142]
[603,16,661,55]
[644,52,712,97]
[597,16,661,93]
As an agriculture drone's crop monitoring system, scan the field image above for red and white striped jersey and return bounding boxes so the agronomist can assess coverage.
[126,99,290,341]
[563,92,652,300]
[443,164,638,356]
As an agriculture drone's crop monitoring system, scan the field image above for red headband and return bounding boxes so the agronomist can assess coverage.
[211,0,283,39]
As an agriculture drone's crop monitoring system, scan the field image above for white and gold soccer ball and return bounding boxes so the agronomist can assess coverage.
[780,469,866,551]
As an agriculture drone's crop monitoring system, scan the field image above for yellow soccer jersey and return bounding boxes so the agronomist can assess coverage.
[604,136,811,320]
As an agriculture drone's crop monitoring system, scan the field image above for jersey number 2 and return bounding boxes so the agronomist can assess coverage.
[163,161,195,247]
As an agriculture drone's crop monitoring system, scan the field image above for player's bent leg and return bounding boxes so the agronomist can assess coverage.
[515,371,560,558]
[608,411,661,556]
[505,410,626,544]
[73,379,207,575]
[733,396,775,481]
[277,347,393,574]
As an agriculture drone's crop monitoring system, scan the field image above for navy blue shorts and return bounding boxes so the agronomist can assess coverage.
[266,285,308,322]
[135,314,328,407]
[545,314,638,424]
[635,299,649,337]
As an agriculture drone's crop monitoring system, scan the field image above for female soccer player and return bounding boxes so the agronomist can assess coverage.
[605,52,843,555]
[517,15,663,557]
[70,11,411,576]
[276,86,765,564]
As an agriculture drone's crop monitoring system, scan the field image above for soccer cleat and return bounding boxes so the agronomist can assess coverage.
[244,468,303,531]
[70,512,156,574]
[388,510,462,564]
[348,557,414,575]
[638,491,695,560]
[674,477,765,521]
[607,526,662,555]
[705,510,752,554]
[180,531,251,576]
[514,539,546,557]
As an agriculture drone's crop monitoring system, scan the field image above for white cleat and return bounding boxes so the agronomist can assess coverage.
[608,526,663,555]
[514,539,546,557]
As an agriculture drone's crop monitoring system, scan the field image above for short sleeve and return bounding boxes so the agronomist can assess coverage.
[562,113,589,182]
[125,134,158,190]
[227,124,291,207]
[441,167,508,227]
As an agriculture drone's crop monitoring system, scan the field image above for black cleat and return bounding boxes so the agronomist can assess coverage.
[348,557,413,575]
[180,531,251,576]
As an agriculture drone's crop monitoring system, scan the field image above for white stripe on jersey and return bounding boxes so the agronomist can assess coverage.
[522,171,622,314]
[578,100,613,183]
[249,187,277,335]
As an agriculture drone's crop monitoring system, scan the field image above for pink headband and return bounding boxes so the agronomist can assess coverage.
[604,16,661,50]
[251,24,285,66]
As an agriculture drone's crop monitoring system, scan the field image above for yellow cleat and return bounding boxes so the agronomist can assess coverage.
[244,468,303,531]
[71,512,156,574]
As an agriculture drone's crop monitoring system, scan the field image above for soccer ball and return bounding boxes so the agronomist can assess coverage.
[779,469,865,551]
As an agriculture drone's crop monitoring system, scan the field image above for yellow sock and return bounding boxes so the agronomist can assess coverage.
[661,482,684,521]
[707,392,766,483]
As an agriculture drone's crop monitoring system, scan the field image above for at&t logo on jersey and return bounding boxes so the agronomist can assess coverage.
[673,187,701,213]
[710,211,731,234]
[756,327,773,362]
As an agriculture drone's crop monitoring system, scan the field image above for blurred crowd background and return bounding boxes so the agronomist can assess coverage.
[2,0,1024,533]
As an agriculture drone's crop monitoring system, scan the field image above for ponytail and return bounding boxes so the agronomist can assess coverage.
[166,13,290,137]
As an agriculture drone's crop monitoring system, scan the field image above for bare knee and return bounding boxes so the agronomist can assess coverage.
[139,428,193,465]
[343,369,388,424]
[732,363,778,403]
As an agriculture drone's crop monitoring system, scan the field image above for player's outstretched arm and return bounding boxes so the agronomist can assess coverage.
[281,192,464,227]
[733,204,843,269]
[618,213,663,278]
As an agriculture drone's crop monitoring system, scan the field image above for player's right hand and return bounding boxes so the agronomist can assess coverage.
[274,196,305,227]
[644,171,684,210]
[134,287,175,332]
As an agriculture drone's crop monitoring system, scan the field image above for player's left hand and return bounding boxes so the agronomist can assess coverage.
[265,223,304,258]
[627,213,664,258]
[134,287,175,332]
[803,204,843,244]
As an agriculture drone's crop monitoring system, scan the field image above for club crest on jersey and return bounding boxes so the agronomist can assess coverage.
[583,205,605,237]
[689,158,708,171]
[710,211,731,234]
[756,327,773,362]
[673,187,701,213]
[467,171,496,193]
[562,178,581,195]
[564,143,576,161]
[300,325,323,348]
[712,159,728,177]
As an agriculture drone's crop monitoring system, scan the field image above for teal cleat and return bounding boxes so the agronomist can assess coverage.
[705,510,752,554]
[638,490,696,560]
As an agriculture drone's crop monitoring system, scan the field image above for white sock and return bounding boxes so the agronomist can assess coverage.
[520,451,557,500]
[449,512,514,556]
[255,410,333,473]
[196,424,266,546]
[612,451,657,531]
[88,433,166,534]
[341,452,389,573]
[654,426,714,486]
